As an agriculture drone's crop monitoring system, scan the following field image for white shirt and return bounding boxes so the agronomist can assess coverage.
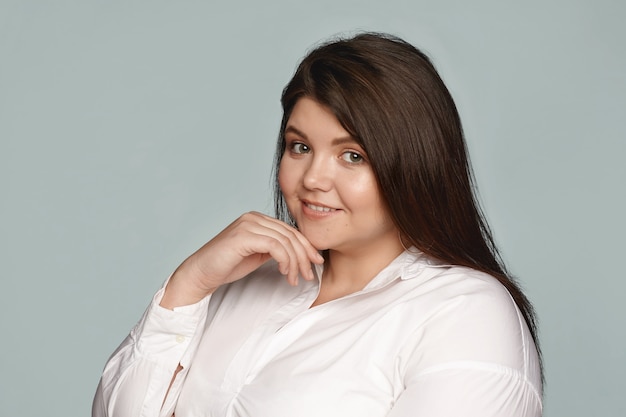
[92,250,542,417]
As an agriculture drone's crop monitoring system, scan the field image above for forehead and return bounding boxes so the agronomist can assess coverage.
[285,97,354,142]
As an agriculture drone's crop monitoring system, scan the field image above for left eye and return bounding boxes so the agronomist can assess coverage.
[341,151,364,164]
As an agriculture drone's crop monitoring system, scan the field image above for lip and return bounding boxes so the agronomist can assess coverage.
[301,200,340,218]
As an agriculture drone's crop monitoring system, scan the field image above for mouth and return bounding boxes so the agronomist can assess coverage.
[303,201,338,213]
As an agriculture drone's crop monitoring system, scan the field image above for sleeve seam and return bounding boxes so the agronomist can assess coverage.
[413,360,543,406]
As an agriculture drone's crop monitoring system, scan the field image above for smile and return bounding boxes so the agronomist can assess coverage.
[305,202,337,212]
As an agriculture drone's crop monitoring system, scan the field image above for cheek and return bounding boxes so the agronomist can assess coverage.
[342,174,379,204]
[278,158,293,195]
[346,175,390,220]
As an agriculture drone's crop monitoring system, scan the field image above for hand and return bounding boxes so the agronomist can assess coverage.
[160,212,324,309]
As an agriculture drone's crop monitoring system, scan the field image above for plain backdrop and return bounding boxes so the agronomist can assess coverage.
[1,1,624,416]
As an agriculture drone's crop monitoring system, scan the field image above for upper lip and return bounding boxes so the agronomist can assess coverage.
[302,199,339,211]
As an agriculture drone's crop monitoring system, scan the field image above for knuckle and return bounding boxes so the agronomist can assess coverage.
[267,237,286,251]
[238,212,255,222]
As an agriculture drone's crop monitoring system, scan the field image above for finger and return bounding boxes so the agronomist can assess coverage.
[249,217,320,282]
[250,214,323,267]
[234,215,302,284]
[262,215,323,264]
[254,227,306,285]
[236,212,322,283]
[246,232,301,285]
[284,227,323,281]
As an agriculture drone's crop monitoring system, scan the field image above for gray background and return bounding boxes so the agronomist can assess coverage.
[1,0,624,416]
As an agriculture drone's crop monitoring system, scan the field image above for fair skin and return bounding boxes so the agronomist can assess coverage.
[159,97,404,412]
[161,97,403,310]
[279,97,404,305]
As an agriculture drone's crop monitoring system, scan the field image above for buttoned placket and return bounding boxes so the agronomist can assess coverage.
[220,262,421,415]
[219,279,319,403]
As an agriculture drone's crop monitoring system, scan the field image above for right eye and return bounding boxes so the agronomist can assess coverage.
[290,142,310,154]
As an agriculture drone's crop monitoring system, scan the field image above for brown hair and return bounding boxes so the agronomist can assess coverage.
[273,32,541,372]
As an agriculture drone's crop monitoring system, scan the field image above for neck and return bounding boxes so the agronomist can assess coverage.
[312,240,404,306]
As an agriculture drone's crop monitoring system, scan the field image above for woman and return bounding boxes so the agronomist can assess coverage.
[93,32,543,417]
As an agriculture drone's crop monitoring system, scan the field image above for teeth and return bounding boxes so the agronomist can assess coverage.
[306,203,335,212]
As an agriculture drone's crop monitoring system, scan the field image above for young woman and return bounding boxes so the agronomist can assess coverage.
[93,32,543,417]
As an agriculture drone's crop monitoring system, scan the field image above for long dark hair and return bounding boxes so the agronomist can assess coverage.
[273,32,541,372]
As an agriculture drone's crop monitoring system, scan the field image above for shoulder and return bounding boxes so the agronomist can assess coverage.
[400,257,523,329]
[399,262,541,386]
[428,265,522,326]
[401,258,523,328]
[395,266,543,415]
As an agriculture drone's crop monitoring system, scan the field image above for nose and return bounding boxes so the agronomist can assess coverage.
[302,155,333,191]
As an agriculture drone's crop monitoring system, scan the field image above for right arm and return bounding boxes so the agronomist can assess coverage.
[92,212,323,417]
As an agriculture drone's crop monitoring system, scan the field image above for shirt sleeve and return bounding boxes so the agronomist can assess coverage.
[387,271,543,417]
[92,285,211,417]
[387,362,543,417]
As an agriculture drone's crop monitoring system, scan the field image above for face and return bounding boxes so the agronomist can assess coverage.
[279,97,399,255]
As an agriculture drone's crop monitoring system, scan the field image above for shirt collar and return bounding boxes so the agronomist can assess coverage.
[312,248,452,292]
[363,248,451,290]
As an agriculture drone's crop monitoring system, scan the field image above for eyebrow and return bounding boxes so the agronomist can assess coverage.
[284,125,359,147]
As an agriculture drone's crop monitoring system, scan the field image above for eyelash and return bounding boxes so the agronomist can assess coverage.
[341,151,365,164]
[290,142,310,154]
[287,141,366,165]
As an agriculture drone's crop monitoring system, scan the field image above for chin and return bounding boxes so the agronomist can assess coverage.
[297,230,331,251]
[306,237,331,252]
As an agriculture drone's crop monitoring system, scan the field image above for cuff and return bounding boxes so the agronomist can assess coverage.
[132,283,211,361]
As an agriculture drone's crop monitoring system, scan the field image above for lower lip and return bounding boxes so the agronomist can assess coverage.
[301,202,340,219]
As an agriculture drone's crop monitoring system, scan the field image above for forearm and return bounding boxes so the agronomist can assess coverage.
[159,260,219,310]
[93,287,210,417]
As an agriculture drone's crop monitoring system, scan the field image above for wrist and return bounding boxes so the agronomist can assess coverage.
[159,262,218,310]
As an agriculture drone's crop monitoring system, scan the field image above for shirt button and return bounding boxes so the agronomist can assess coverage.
[175,335,186,343]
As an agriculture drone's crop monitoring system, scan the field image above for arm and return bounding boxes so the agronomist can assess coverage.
[92,212,323,417]
[387,272,543,417]
[92,286,210,417]
[388,364,542,417]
